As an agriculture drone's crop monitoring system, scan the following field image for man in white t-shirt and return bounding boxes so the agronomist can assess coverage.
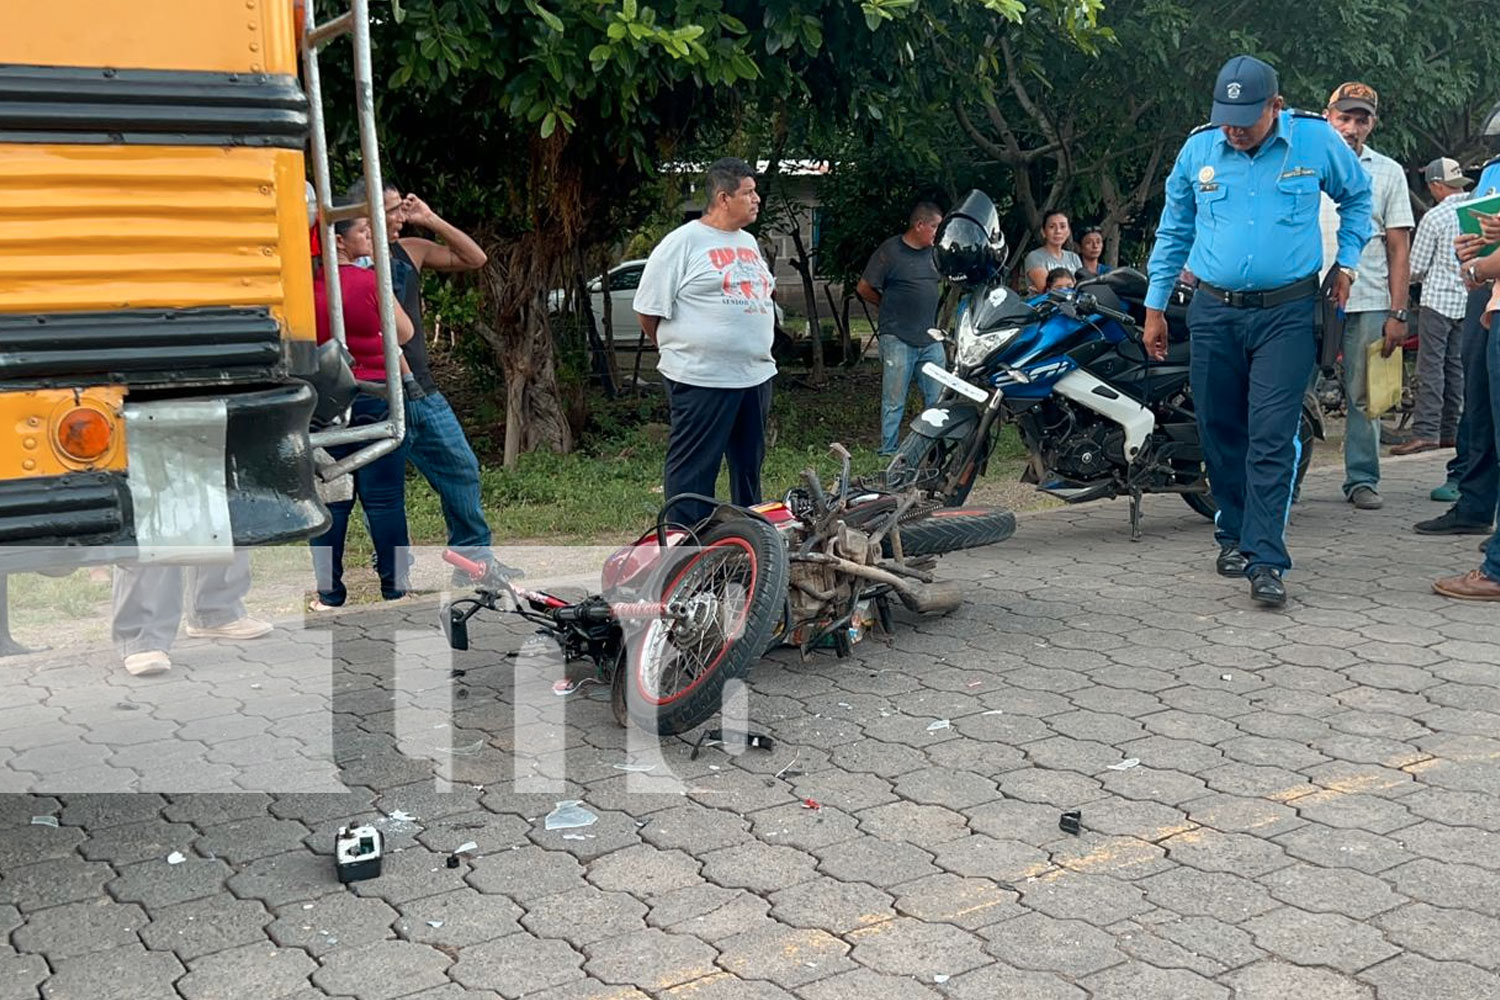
[634,158,777,523]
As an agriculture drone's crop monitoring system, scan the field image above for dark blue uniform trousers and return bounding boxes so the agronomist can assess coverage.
[662,377,773,525]
[1188,292,1316,574]
[1446,287,1498,524]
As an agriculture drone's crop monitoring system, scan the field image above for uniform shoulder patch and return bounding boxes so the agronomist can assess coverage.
[1290,108,1325,120]
[1484,154,1500,169]
[1188,122,1215,136]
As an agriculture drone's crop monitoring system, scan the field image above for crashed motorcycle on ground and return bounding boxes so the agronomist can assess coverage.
[443,445,1013,735]
[884,190,1323,538]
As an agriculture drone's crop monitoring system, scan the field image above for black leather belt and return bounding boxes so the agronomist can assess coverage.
[1197,274,1318,309]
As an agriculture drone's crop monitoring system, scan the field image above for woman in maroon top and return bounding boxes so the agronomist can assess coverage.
[309,216,415,608]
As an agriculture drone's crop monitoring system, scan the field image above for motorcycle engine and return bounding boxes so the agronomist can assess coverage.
[784,521,871,630]
[1037,401,1125,482]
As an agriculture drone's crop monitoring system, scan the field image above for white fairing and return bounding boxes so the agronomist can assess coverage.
[1051,370,1154,463]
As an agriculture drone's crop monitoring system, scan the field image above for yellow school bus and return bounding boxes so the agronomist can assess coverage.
[0,0,400,569]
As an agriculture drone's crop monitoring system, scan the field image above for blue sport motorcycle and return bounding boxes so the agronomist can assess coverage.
[884,191,1322,539]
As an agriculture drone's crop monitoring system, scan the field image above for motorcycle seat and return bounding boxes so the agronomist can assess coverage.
[1077,268,1191,343]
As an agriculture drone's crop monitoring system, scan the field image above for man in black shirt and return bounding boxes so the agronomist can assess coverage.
[353,180,493,567]
[857,202,945,455]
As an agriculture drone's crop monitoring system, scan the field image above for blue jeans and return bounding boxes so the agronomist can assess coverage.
[405,391,492,559]
[1340,310,1386,496]
[310,394,411,604]
[1189,291,1316,574]
[880,336,946,454]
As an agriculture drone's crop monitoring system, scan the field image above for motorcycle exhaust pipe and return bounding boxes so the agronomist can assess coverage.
[895,579,964,616]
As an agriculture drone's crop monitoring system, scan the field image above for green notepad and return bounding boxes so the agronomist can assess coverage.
[1456,192,1500,258]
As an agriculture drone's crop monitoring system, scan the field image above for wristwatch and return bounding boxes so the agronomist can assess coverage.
[1390,308,1409,323]
[1338,266,1358,284]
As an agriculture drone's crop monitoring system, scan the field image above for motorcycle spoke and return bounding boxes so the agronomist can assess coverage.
[638,543,755,703]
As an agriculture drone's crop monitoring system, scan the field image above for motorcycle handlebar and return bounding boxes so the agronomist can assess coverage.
[443,549,488,580]
[553,601,613,624]
[1074,292,1137,329]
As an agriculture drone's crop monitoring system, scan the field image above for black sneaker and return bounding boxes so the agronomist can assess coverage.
[1414,509,1494,535]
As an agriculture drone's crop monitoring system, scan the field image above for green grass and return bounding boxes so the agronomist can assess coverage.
[6,569,113,630]
[379,364,1028,550]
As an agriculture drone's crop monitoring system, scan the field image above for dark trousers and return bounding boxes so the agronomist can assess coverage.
[1189,291,1316,574]
[310,394,411,604]
[663,377,773,525]
[1448,287,1498,523]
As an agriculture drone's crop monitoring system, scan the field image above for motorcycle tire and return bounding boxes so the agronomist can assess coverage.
[886,432,974,505]
[882,507,1017,559]
[624,516,789,736]
[1181,407,1316,521]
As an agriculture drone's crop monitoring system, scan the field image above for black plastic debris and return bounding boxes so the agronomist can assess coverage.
[690,728,774,761]
[1058,811,1083,835]
[445,854,461,869]
[334,825,384,883]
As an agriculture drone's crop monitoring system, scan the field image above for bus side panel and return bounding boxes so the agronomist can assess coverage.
[0,0,300,76]
[0,145,313,347]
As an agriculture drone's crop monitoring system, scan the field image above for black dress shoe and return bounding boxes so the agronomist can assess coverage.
[1216,544,1248,578]
[1249,567,1286,607]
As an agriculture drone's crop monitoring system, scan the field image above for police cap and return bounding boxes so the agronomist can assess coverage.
[1211,54,1278,128]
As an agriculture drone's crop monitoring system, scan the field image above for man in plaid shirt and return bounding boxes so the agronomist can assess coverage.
[1396,158,1474,456]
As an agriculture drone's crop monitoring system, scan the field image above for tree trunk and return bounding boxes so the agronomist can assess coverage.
[823,283,854,366]
[591,247,621,394]
[476,235,575,467]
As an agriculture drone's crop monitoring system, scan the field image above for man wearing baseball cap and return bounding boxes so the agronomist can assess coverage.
[1399,158,1473,467]
[1144,54,1372,608]
[1319,82,1413,512]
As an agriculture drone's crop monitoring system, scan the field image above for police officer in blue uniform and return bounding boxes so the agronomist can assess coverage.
[1144,55,1372,607]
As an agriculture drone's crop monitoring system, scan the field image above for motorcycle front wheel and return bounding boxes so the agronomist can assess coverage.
[623,516,788,736]
[886,433,975,505]
[1181,407,1316,520]
[883,507,1017,559]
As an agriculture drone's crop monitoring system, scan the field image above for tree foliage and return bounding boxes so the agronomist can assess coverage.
[324,0,1102,461]
[328,0,1500,459]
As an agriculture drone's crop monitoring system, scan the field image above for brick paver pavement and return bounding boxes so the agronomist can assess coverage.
[1,451,1497,999]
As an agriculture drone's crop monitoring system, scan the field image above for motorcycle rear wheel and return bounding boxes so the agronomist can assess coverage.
[883,507,1016,559]
[624,517,788,736]
[1181,407,1316,521]
[886,433,974,505]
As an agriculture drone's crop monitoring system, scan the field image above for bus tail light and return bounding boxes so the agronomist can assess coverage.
[55,406,114,463]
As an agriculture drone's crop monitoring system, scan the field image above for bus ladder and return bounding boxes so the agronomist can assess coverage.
[301,0,405,482]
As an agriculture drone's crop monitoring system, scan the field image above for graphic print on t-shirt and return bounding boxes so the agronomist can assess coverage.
[707,246,773,314]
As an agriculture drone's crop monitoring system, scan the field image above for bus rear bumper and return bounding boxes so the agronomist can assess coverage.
[0,382,328,572]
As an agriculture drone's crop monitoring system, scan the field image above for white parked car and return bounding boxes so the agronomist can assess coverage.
[548,259,785,340]
[547,260,650,340]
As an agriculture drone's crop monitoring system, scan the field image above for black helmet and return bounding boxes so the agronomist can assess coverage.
[934,190,1007,285]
